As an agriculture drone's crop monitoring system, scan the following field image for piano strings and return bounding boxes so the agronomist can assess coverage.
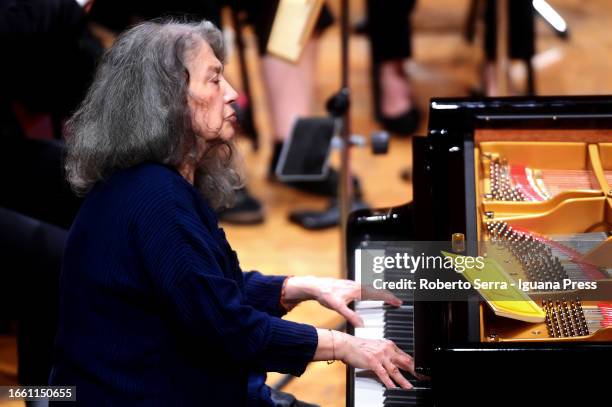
[485,154,601,201]
[542,299,612,338]
[485,220,610,285]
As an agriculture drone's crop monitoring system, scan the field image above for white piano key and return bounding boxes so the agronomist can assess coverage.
[354,374,384,407]
[354,326,384,340]
[355,300,385,310]
[355,301,384,327]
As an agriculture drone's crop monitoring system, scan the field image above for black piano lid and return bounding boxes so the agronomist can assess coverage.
[429,95,612,134]
[431,342,612,407]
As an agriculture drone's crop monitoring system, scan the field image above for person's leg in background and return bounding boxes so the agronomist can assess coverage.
[483,0,535,96]
[367,0,419,136]
[261,39,318,179]
[239,0,342,197]
[0,3,99,399]
[0,207,67,407]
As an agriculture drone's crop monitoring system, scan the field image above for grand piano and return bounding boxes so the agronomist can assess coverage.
[347,96,612,407]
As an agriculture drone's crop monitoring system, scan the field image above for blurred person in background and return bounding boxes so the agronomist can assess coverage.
[0,0,101,227]
[482,0,535,96]
[366,0,421,136]
[0,1,101,398]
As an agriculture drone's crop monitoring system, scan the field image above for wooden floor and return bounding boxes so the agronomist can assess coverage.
[3,0,612,405]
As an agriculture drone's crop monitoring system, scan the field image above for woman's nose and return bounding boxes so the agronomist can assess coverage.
[224,80,238,104]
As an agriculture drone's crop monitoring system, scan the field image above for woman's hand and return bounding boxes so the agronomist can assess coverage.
[314,329,415,389]
[283,276,402,327]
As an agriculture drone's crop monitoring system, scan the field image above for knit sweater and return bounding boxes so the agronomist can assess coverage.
[49,163,318,406]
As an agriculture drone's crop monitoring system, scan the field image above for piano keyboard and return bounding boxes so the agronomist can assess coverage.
[352,301,432,407]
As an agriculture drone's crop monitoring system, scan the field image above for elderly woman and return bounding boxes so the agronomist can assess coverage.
[49,20,415,406]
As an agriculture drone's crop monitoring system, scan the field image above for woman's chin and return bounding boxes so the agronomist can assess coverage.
[221,126,236,140]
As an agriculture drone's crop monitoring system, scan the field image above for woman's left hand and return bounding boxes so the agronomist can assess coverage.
[283,276,402,327]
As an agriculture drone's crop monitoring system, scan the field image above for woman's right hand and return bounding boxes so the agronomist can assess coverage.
[339,333,415,389]
[315,329,415,390]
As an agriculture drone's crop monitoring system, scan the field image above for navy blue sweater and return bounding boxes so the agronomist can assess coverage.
[49,163,318,406]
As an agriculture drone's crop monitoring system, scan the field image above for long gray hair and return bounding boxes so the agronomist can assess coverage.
[65,19,243,209]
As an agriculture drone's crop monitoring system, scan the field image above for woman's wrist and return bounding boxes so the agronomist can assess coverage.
[283,276,320,303]
[333,331,349,362]
[314,329,349,362]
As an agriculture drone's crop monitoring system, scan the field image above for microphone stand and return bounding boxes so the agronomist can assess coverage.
[288,0,366,277]
[330,0,352,279]
[273,0,354,392]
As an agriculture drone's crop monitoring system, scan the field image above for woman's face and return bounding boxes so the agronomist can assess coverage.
[186,41,238,141]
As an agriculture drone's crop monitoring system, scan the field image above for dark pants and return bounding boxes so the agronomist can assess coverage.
[484,0,535,61]
[270,388,320,407]
[0,112,76,387]
[366,0,534,63]
[367,0,417,64]
[0,207,67,386]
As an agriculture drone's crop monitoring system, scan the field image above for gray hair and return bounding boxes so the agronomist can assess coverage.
[65,19,243,209]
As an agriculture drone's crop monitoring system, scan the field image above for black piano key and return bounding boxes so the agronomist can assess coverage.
[385,325,413,332]
[385,309,414,314]
[385,383,431,394]
[384,401,415,406]
[384,328,412,334]
[384,321,413,327]
[385,316,414,324]
[384,327,413,333]
[385,332,414,340]
[385,338,413,344]
[398,370,417,382]
[383,388,432,407]
[385,320,413,326]
[385,328,413,334]
[384,311,414,320]
[385,314,413,320]
[385,338,413,345]
[384,305,415,356]
[386,334,414,341]
[389,340,413,347]
[385,335,413,342]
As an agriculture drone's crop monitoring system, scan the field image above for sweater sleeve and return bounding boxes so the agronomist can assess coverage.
[242,271,288,317]
[134,179,317,376]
